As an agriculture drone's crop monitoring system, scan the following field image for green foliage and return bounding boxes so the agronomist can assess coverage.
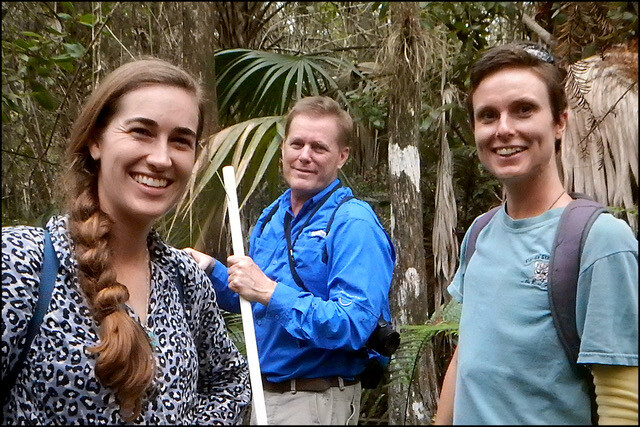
[2,2,98,226]
[215,48,358,126]
[347,85,388,131]
[607,204,639,217]
[168,116,285,252]
[222,312,246,355]
[388,299,460,389]
[2,7,90,122]
[3,4,637,423]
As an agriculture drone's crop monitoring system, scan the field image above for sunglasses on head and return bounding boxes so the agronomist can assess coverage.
[518,43,555,64]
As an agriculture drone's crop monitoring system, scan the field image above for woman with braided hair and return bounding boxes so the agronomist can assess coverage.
[1,58,250,424]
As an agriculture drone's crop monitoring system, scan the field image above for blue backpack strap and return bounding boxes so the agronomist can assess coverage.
[29,230,59,349]
[464,206,501,261]
[1,229,58,398]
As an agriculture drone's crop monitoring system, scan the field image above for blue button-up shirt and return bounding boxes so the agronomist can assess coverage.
[209,179,395,381]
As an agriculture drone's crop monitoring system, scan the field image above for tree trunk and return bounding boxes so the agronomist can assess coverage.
[386,2,439,424]
[182,2,218,138]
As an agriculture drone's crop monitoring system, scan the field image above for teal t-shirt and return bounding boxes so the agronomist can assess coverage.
[448,205,638,425]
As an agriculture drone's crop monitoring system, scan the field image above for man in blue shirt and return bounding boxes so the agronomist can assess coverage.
[186,96,396,425]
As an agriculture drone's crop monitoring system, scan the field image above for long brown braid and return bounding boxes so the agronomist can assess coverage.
[62,58,204,421]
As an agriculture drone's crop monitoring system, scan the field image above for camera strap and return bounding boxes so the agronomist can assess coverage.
[283,183,343,292]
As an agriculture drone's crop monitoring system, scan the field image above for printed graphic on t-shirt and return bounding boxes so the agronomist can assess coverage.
[523,254,550,289]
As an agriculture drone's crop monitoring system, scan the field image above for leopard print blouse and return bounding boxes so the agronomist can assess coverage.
[1,215,251,424]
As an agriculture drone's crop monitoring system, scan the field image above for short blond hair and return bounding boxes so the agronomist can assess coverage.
[285,96,353,147]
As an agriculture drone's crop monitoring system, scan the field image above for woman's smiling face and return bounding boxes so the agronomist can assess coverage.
[471,67,567,186]
[89,84,199,227]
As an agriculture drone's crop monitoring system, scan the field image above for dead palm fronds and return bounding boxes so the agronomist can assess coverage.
[432,81,459,307]
[562,50,638,233]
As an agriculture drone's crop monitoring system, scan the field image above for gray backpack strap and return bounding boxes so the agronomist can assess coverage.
[465,206,501,261]
[465,196,605,424]
[548,195,606,425]
[547,197,607,365]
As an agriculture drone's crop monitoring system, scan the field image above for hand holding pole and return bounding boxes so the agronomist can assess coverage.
[222,165,268,425]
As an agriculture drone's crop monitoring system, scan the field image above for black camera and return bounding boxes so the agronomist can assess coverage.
[365,317,400,357]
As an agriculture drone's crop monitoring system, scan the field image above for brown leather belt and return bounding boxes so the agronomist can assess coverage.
[262,375,360,393]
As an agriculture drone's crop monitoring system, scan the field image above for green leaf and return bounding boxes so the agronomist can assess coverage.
[78,13,97,27]
[32,89,58,111]
[20,31,43,39]
[173,116,284,233]
[36,66,51,77]
[52,53,73,62]
[56,60,74,72]
[442,298,461,324]
[215,48,352,123]
[60,2,75,13]
[581,44,598,59]
[64,42,85,58]
[45,26,65,36]
[57,13,72,20]
[13,39,33,51]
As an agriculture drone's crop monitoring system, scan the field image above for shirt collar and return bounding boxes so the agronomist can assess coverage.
[282,178,341,216]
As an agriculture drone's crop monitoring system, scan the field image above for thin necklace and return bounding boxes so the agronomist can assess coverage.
[547,190,566,211]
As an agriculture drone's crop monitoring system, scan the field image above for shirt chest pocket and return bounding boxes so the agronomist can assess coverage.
[251,231,286,271]
[292,231,330,298]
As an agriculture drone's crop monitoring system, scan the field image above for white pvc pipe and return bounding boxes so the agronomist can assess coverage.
[222,165,268,425]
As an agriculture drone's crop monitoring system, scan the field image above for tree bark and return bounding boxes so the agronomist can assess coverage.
[182,2,218,138]
[386,2,439,424]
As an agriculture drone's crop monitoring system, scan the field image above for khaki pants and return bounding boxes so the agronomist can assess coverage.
[250,382,361,425]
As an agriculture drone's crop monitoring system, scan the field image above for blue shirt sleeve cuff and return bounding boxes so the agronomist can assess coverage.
[208,259,241,313]
[210,259,229,290]
[266,282,299,322]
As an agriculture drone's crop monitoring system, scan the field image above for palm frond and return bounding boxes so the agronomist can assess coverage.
[432,82,459,306]
[216,48,356,123]
[167,48,355,253]
[167,116,285,245]
[222,312,246,355]
[387,298,460,388]
[562,52,638,233]
[565,61,593,113]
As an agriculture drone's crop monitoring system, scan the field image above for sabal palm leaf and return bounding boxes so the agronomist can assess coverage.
[238,120,285,210]
[169,117,284,241]
[216,48,355,124]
